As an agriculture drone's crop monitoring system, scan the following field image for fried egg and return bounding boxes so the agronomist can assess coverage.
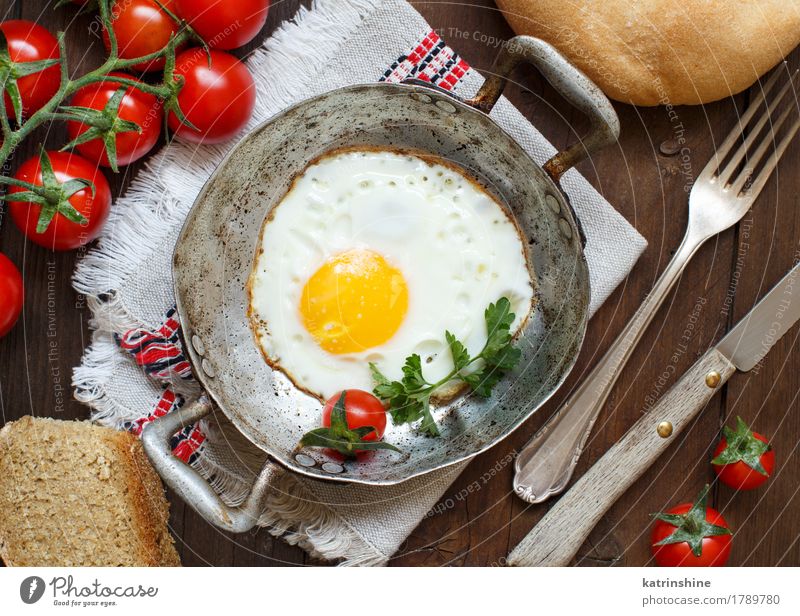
[248,149,534,400]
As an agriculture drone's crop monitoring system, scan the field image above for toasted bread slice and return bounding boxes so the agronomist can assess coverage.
[0,416,180,566]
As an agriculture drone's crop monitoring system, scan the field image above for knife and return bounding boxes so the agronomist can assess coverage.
[507,262,800,566]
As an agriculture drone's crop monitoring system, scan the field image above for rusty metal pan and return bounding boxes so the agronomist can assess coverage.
[141,36,619,532]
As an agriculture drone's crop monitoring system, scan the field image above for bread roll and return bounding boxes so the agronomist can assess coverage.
[496,0,800,105]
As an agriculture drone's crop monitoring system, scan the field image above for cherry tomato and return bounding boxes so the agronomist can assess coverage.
[0,20,60,118]
[173,0,269,50]
[712,421,775,491]
[0,253,23,338]
[8,152,112,251]
[651,501,732,567]
[322,389,387,442]
[168,48,255,143]
[66,72,163,168]
[103,0,181,72]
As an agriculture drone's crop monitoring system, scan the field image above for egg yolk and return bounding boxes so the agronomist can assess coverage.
[300,249,409,354]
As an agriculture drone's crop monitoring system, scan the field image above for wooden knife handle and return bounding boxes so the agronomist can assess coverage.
[507,348,736,567]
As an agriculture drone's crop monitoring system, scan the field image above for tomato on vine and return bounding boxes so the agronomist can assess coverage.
[0,253,23,338]
[102,0,182,72]
[5,150,111,251]
[166,48,255,144]
[63,72,164,170]
[712,416,775,491]
[173,0,270,50]
[0,20,61,122]
[651,485,732,567]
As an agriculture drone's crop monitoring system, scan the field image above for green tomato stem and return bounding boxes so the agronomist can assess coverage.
[0,2,193,179]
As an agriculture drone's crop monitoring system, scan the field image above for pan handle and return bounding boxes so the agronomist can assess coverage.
[466,35,620,181]
[141,395,277,533]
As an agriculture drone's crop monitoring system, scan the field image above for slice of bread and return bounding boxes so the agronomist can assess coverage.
[0,416,180,566]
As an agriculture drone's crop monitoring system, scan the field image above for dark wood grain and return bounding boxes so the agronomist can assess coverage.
[1,0,798,567]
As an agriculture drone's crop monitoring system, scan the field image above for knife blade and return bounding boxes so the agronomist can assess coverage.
[507,262,800,566]
[716,261,800,371]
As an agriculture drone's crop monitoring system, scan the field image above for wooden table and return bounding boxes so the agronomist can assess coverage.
[1,0,798,567]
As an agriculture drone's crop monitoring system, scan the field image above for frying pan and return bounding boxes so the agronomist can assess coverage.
[141,36,619,532]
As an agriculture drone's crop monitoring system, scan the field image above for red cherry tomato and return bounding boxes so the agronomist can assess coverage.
[0,20,60,118]
[713,431,775,491]
[8,152,112,251]
[322,389,387,442]
[103,0,181,72]
[651,502,732,567]
[173,0,269,50]
[167,48,255,143]
[66,72,164,168]
[0,253,23,338]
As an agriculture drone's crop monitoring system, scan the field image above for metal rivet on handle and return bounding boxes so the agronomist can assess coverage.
[657,421,673,438]
[201,358,216,378]
[558,218,573,239]
[321,462,344,474]
[191,335,205,356]
[545,194,561,214]
[295,454,316,467]
[413,92,432,104]
[705,371,721,388]
[435,100,457,113]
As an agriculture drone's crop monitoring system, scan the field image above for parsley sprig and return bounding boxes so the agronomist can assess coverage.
[369,297,522,437]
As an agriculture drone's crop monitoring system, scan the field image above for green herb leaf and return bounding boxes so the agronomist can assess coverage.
[370,296,521,436]
[483,297,516,358]
[418,396,440,437]
[445,331,470,371]
[401,354,428,391]
[459,298,522,397]
[369,363,396,398]
[387,393,426,426]
[462,367,504,398]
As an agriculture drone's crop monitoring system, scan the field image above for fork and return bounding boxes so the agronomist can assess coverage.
[514,65,800,504]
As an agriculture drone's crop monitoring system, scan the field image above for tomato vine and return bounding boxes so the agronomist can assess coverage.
[0,0,204,198]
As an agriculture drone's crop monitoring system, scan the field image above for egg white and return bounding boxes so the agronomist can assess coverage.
[248,149,534,400]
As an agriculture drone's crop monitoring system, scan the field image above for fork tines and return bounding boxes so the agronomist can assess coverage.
[710,64,800,196]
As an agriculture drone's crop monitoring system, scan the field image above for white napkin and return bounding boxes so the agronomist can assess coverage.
[72,0,646,565]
